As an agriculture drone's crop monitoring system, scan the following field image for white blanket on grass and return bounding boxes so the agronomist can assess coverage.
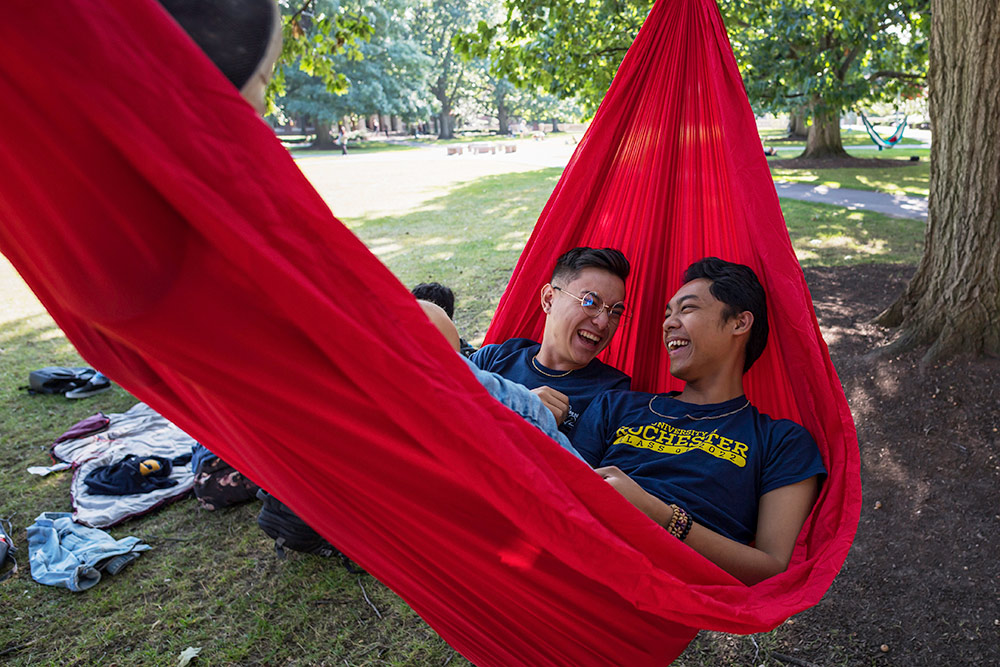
[52,403,196,528]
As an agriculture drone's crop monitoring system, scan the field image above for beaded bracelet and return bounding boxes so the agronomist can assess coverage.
[677,511,693,541]
[668,506,691,541]
[665,504,681,534]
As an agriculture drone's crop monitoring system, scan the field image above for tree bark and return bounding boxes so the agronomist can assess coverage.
[787,108,809,138]
[436,110,454,139]
[550,118,560,132]
[875,0,1000,362]
[497,100,509,135]
[800,107,848,159]
[313,120,334,149]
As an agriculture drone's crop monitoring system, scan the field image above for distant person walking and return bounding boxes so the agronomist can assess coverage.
[338,125,347,155]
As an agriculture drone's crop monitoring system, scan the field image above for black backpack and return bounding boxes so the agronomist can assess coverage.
[255,490,361,572]
[23,367,95,395]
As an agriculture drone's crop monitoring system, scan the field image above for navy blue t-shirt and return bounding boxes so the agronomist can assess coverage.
[469,338,631,438]
[573,391,826,544]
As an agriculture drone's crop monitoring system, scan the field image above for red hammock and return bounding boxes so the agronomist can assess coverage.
[0,1,859,665]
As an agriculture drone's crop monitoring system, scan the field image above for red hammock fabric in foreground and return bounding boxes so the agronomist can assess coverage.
[0,1,859,666]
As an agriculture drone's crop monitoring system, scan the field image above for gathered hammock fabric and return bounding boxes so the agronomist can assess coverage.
[0,0,860,664]
[859,111,908,150]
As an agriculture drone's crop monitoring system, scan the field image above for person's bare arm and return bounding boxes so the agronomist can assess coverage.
[596,466,819,585]
[530,386,570,425]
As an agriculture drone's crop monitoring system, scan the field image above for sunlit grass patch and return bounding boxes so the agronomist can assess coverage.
[345,168,562,340]
[780,199,925,266]
[771,160,930,197]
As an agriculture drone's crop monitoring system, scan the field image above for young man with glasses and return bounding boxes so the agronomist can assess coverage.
[572,258,825,584]
[470,247,632,438]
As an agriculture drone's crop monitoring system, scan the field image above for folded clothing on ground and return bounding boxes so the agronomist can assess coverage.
[83,454,177,495]
[25,512,150,592]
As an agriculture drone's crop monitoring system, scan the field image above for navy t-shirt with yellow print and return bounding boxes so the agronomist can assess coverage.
[572,391,826,544]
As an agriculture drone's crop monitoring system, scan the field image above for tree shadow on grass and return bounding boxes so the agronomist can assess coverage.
[781,199,926,267]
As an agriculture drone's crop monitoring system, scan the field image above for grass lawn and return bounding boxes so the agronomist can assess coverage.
[780,199,925,266]
[768,149,930,197]
[0,162,924,665]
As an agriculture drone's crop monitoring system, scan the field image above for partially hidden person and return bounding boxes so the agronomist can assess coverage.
[411,282,477,357]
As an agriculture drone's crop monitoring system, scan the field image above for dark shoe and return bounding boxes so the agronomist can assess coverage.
[65,372,111,399]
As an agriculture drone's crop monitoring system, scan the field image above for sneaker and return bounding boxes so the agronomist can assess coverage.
[65,372,112,399]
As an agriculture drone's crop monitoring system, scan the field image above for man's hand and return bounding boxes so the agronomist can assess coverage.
[595,466,673,527]
[598,466,821,585]
[531,386,570,425]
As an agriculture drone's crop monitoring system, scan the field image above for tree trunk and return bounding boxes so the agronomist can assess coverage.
[550,118,560,132]
[787,108,808,138]
[313,120,334,149]
[874,0,1000,362]
[437,110,454,139]
[800,107,848,159]
[497,104,509,135]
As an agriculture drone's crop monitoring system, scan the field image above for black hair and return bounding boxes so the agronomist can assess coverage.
[411,282,455,319]
[157,0,276,89]
[683,257,769,372]
[550,247,630,285]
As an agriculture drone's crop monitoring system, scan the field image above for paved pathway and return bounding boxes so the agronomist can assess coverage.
[774,182,927,220]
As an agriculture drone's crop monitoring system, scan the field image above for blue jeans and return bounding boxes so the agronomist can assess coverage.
[462,357,585,462]
[26,512,150,591]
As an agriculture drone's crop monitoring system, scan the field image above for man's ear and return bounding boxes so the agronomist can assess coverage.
[732,311,754,337]
[540,283,555,314]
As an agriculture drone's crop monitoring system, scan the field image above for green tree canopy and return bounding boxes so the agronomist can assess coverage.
[277,0,434,145]
[726,0,929,157]
[270,0,374,106]
[459,0,649,116]
[409,0,499,138]
[469,0,929,156]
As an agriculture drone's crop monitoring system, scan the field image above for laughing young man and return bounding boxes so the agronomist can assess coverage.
[470,247,632,438]
[572,257,826,585]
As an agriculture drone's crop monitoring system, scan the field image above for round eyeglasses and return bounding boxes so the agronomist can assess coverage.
[552,286,627,322]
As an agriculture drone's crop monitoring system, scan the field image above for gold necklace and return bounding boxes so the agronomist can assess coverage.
[647,395,751,421]
[531,355,576,378]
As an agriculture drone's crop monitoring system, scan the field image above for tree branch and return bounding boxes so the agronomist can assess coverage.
[287,0,315,24]
[573,45,630,60]
[837,43,863,81]
[868,70,926,82]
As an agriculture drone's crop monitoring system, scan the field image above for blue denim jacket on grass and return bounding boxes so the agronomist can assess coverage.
[26,512,150,592]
